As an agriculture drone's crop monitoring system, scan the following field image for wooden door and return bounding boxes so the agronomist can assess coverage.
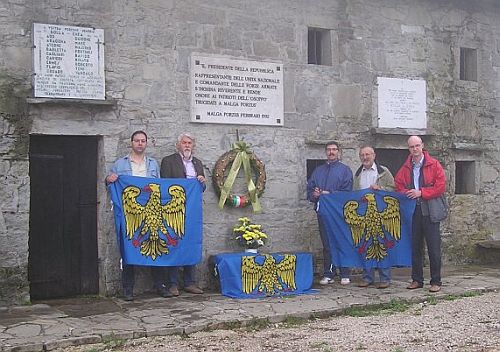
[29,135,98,299]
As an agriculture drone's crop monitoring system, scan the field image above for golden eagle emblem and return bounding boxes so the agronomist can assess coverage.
[343,193,401,261]
[241,254,297,295]
[122,183,185,260]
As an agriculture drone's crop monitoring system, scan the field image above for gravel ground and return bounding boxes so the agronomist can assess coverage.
[59,291,500,352]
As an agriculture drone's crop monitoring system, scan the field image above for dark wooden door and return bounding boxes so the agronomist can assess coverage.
[29,135,98,299]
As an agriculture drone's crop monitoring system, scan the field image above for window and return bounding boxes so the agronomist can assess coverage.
[308,27,332,66]
[455,161,476,194]
[460,47,477,81]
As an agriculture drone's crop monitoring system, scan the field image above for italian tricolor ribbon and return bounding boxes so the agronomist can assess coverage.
[218,141,262,213]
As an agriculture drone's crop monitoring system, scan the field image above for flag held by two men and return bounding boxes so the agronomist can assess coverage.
[318,189,416,269]
[109,175,203,266]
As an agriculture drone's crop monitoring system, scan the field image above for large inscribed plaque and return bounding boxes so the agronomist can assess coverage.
[377,77,426,129]
[33,23,105,100]
[191,55,284,126]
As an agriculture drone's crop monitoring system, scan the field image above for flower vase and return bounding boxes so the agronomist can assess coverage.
[245,248,258,254]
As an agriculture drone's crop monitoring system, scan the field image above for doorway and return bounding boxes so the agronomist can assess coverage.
[28,135,99,299]
[374,148,408,176]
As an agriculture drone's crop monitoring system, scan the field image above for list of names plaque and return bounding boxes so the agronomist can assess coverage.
[191,55,284,126]
[33,23,105,100]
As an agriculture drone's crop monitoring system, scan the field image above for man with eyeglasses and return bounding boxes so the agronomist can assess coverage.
[353,146,395,289]
[395,136,446,293]
[307,141,353,286]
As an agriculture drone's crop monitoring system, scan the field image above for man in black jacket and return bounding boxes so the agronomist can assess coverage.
[160,132,206,295]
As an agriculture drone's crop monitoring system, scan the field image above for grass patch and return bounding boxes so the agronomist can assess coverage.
[424,296,438,305]
[461,290,482,298]
[444,294,460,301]
[444,291,482,301]
[242,318,270,331]
[221,320,242,330]
[102,335,126,350]
[85,348,101,352]
[280,315,309,327]
[219,318,270,332]
[343,299,410,317]
[309,341,333,351]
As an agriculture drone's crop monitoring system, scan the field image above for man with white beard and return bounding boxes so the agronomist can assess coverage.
[160,133,206,296]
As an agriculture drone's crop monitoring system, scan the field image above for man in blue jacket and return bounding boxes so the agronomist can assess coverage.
[106,130,171,301]
[307,141,353,285]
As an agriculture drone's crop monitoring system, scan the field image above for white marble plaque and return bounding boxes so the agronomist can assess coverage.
[33,23,105,100]
[377,77,426,129]
[190,55,284,126]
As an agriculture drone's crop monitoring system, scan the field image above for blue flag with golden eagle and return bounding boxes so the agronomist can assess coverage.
[213,252,316,298]
[109,175,203,266]
[318,190,416,269]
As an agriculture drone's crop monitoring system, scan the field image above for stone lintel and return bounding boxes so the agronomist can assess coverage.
[26,98,117,106]
[305,138,336,146]
[451,142,484,151]
[370,127,431,136]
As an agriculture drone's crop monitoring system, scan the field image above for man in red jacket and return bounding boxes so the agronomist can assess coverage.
[395,136,446,293]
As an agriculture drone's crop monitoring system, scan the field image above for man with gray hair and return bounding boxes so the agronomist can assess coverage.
[160,133,206,295]
[353,145,395,289]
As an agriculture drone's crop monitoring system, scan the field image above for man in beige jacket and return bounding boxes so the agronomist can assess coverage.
[353,146,395,289]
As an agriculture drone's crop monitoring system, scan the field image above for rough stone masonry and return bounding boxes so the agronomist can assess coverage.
[0,0,499,305]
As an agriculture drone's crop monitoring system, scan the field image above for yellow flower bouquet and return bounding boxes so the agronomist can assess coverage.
[233,217,268,249]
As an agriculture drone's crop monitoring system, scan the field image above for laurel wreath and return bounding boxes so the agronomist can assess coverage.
[212,141,266,212]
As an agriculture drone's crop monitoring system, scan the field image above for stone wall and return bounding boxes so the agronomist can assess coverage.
[0,0,499,304]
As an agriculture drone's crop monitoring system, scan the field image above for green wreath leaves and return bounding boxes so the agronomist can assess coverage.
[212,142,266,212]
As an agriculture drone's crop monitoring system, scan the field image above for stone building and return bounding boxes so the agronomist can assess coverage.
[1,0,499,305]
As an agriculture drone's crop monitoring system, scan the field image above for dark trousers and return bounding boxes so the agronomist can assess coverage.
[411,205,442,286]
[317,214,350,279]
[122,265,165,291]
[167,265,196,288]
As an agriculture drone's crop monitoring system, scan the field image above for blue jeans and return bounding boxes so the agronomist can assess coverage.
[317,214,350,279]
[167,265,196,288]
[363,267,391,284]
[411,205,442,286]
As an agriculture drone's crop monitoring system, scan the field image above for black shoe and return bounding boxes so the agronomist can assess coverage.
[157,286,173,298]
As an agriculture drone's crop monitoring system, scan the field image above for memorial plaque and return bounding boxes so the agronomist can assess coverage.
[191,55,284,126]
[33,23,105,100]
[377,77,426,129]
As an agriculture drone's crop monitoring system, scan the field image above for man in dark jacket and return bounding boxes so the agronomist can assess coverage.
[307,141,353,285]
[395,136,446,293]
[160,133,206,295]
